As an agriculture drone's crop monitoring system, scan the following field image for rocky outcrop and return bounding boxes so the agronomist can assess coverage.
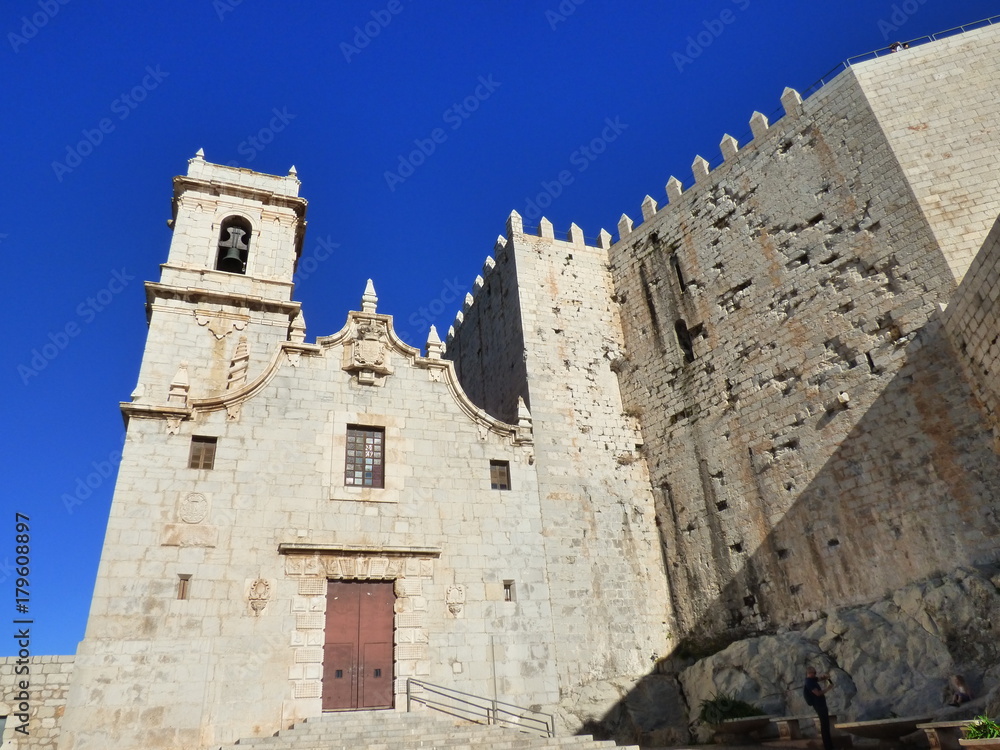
[680,566,1000,732]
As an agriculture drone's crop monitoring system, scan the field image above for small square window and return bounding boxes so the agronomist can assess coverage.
[490,461,511,490]
[188,436,217,470]
[345,426,384,488]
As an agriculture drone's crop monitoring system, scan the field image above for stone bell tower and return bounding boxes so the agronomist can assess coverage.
[129,150,308,411]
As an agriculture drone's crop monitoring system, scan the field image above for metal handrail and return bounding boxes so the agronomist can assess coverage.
[405,677,555,737]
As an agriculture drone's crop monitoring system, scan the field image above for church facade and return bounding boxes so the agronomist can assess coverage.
[8,20,999,750]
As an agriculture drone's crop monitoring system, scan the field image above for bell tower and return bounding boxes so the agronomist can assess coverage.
[130,151,308,406]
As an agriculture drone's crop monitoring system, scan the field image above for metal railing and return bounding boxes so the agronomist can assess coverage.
[405,678,555,738]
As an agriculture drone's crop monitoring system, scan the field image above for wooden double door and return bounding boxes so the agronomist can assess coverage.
[322,580,395,710]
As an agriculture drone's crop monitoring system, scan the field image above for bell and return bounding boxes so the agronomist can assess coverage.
[217,247,245,273]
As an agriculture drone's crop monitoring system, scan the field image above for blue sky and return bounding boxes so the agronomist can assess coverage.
[3,1,997,656]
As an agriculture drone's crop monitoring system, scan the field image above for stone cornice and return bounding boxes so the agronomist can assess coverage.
[277,542,442,557]
[145,281,301,316]
[172,175,308,218]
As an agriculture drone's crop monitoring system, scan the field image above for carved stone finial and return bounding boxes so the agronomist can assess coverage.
[194,148,205,160]
[426,325,444,360]
[447,325,455,343]
[618,213,634,239]
[692,155,710,184]
[288,164,298,176]
[720,134,740,161]
[539,217,555,239]
[361,279,378,313]
[227,336,250,391]
[463,293,474,313]
[516,396,534,445]
[289,311,306,343]
[666,176,684,203]
[483,255,496,275]
[168,363,190,407]
[750,111,770,140]
[598,229,613,249]
[568,223,585,245]
[641,195,658,221]
[473,275,484,293]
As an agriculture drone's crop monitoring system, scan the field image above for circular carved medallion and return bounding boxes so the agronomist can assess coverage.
[180,493,209,524]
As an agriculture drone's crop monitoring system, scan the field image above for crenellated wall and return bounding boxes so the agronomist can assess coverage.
[447,213,671,718]
[606,53,1000,642]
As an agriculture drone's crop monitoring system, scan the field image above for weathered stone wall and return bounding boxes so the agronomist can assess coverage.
[449,214,672,727]
[854,23,1000,282]
[608,57,1000,644]
[60,317,559,749]
[944,216,1000,447]
[445,245,528,425]
[0,655,74,750]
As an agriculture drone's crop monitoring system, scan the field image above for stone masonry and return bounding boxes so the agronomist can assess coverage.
[13,21,1000,750]
[0,656,74,750]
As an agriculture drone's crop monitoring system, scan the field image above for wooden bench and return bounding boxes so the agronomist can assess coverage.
[714,715,775,744]
[917,720,973,750]
[772,715,839,740]
[835,716,931,746]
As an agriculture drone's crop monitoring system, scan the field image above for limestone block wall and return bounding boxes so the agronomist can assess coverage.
[448,215,671,715]
[134,294,299,402]
[609,62,1000,644]
[59,309,559,750]
[853,23,1000,282]
[444,247,528,425]
[0,655,74,750]
[944,215,1000,446]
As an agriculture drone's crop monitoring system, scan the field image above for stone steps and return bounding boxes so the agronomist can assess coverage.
[227,710,638,750]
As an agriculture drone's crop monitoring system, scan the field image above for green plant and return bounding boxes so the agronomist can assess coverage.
[965,716,1000,740]
[698,692,766,726]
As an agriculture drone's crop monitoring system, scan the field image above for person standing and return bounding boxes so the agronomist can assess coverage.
[804,666,835,750]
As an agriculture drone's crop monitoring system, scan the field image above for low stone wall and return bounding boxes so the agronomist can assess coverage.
[0,655,74,750]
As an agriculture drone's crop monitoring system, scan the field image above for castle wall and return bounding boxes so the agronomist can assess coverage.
[944,215,1000,447]
[60,309,559,749]
[449,217,671,720]
[608,61,1000,642]
[0,655,74,750]
[853,22,1000,283]
[444,247,529,425]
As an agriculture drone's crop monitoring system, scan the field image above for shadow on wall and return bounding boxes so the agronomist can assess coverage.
[573,288,1000,744]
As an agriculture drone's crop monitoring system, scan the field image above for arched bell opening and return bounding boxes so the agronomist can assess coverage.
[216,216,253,274]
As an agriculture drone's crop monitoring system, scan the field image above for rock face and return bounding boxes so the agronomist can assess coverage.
[678,567,1000,736]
